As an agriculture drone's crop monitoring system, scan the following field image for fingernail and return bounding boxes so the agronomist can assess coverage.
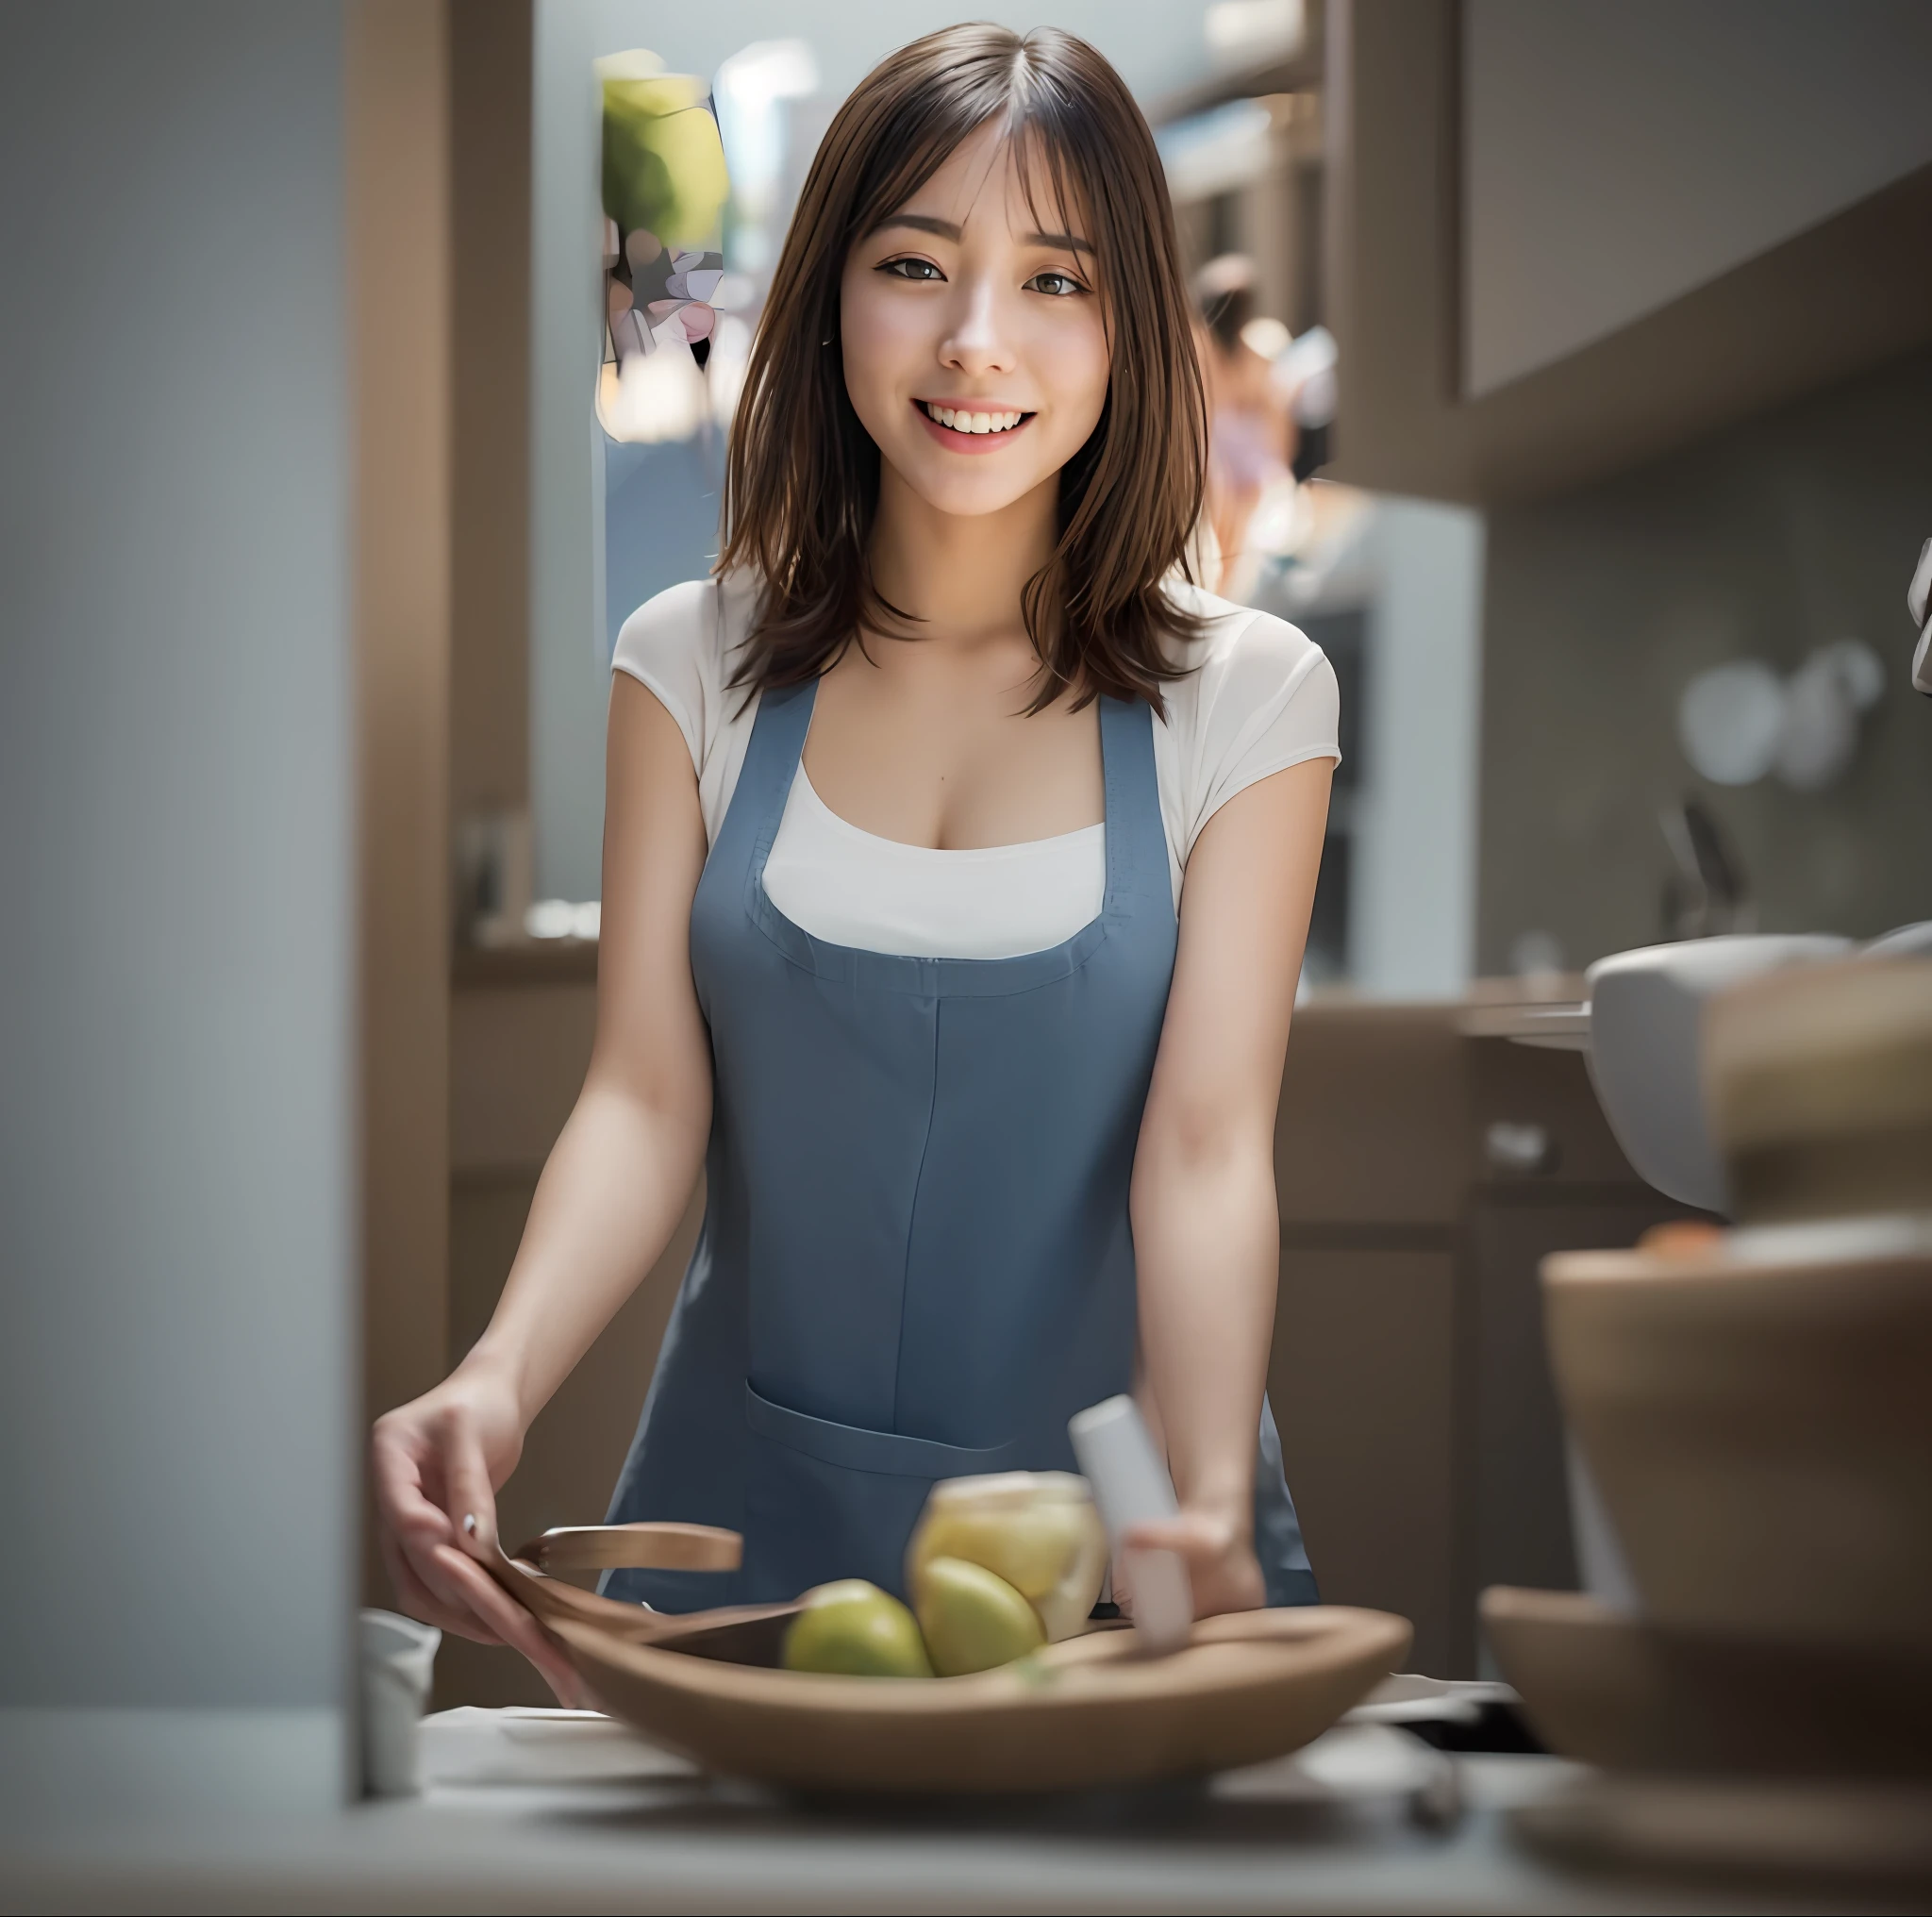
[463,1512,477,1537]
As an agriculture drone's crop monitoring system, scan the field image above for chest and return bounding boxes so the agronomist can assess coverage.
[801,645,1104,851]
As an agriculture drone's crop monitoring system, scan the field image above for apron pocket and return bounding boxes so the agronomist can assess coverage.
[741,1382,1019,1602]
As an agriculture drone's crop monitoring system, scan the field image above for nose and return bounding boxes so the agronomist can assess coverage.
[938,273,1015,379]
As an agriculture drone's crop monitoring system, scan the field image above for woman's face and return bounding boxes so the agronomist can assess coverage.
[839,122,1108,522]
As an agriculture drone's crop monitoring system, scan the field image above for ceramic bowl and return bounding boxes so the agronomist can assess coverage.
[1582,934,1850,1213]
[1542,1240,1932,1653]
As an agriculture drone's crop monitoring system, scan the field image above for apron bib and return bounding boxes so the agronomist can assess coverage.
[605,676,1317,1610]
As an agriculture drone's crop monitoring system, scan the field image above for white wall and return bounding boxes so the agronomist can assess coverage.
[0,0,353,1803]
[531,0,1224,899]
[1463,0,1932,396]
[1350,499,1486,998]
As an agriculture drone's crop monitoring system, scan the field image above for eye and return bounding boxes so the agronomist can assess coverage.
[878,256,944,282]
[1025,269,1088,298]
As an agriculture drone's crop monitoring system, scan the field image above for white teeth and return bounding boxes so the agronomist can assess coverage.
[924,402,1025,434]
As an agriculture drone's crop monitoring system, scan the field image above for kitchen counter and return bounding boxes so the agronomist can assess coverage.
[0,1709,1915,1914]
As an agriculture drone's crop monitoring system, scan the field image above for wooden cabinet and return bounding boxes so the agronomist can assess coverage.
[1271,997,1696,1675]
[1324,0,1932,505]
[1272,1245,1459,1674]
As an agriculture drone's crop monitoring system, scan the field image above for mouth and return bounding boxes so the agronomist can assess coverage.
[914,399,1036,450]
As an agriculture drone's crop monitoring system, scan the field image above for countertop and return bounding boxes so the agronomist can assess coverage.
[1,1708,1919,1915]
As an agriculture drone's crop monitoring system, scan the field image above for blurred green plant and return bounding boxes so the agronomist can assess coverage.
[601,70,729,247]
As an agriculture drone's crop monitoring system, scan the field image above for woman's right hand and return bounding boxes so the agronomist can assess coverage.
[370,1362,582,1705]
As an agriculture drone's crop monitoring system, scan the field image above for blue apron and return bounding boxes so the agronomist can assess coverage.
[604,675,1317,1611]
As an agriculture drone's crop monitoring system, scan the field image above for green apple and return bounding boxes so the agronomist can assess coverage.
[914,1555,1046,1676]
[781,1579,933,1679]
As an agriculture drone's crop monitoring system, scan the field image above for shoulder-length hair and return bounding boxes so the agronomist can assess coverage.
[718,24,1207,710]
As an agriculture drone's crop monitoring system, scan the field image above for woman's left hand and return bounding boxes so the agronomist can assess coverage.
[1121,1506,1266,1619]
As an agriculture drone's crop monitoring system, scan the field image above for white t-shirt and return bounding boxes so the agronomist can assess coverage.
[611,573,1340,959]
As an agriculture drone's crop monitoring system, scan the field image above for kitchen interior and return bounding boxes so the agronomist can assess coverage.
[5,0,1932,1909]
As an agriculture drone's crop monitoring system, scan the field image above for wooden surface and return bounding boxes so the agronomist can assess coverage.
[350,0,452,1607]
[1271,1246,1457,1674]
[450,976,598,1173]
[451,939,599,991]
[449,0,532,827]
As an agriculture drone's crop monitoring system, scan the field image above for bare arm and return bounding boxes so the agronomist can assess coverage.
[1124,755,1332,1614]
[466,676,712,1416]
[370,676,712,1689]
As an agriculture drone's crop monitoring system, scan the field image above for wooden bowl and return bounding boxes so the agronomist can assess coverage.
[1703,955,1932,1224]
[1542,1242,1932,1651]
[550,1605,1411,1796]
[1483,1586,1932,1777]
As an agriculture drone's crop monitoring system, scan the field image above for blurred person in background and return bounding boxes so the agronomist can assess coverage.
[1193,252,1329,605]
[373,24,1339,1703]
[1194,255,1292,598]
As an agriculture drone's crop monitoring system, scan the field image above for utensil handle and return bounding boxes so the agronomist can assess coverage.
[1068,1395,1194,1655]
[512,1522,742,1575]
[484,1526,745,1647]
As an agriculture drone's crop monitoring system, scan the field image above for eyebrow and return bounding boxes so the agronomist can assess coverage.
[873,212,1094,256]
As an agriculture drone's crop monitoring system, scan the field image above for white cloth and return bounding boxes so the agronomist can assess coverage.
[763,761,1107,959]
[611,572,1340,956]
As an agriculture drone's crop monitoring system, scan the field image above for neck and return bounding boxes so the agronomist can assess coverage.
[867,464,1058,650]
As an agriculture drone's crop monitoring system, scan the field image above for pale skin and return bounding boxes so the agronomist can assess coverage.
[372,124,1330,1700]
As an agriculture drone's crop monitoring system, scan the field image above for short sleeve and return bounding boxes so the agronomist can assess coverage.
[610,578,722,775]
[1156,595,1341,892]
[610,575,760,846]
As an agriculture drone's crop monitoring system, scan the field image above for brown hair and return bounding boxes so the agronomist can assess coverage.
[718,24,1207,711]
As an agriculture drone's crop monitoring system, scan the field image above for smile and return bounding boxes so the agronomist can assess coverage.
[916,399,1034,442]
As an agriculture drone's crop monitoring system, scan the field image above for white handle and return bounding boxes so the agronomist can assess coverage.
[1068,1395,1193,1654]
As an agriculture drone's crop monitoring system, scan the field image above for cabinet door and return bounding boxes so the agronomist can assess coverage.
[1469,1194,1688,1606]
[1271,1246,1460,1675]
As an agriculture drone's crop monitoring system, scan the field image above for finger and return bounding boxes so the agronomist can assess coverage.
[379,1528,506,1647]
[1122,1518,1199,1556]
[536,1660,585,1710]
[436,1412,503,1559]
[372,1427,458,1553]
[430,1545,581,1702]
[408,1523,511,1633]
[373,1442,493,1640]
[381,1526,507,1645]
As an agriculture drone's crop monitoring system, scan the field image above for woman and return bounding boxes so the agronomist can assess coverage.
[374,25,1338,1702]
[1192,255,1295,600]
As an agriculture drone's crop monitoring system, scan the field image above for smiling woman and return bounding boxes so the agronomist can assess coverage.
[722,25,1209,708]
[373,24,1338,1695]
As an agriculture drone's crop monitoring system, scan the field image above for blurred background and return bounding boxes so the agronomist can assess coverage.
[5,0,1931,1823]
